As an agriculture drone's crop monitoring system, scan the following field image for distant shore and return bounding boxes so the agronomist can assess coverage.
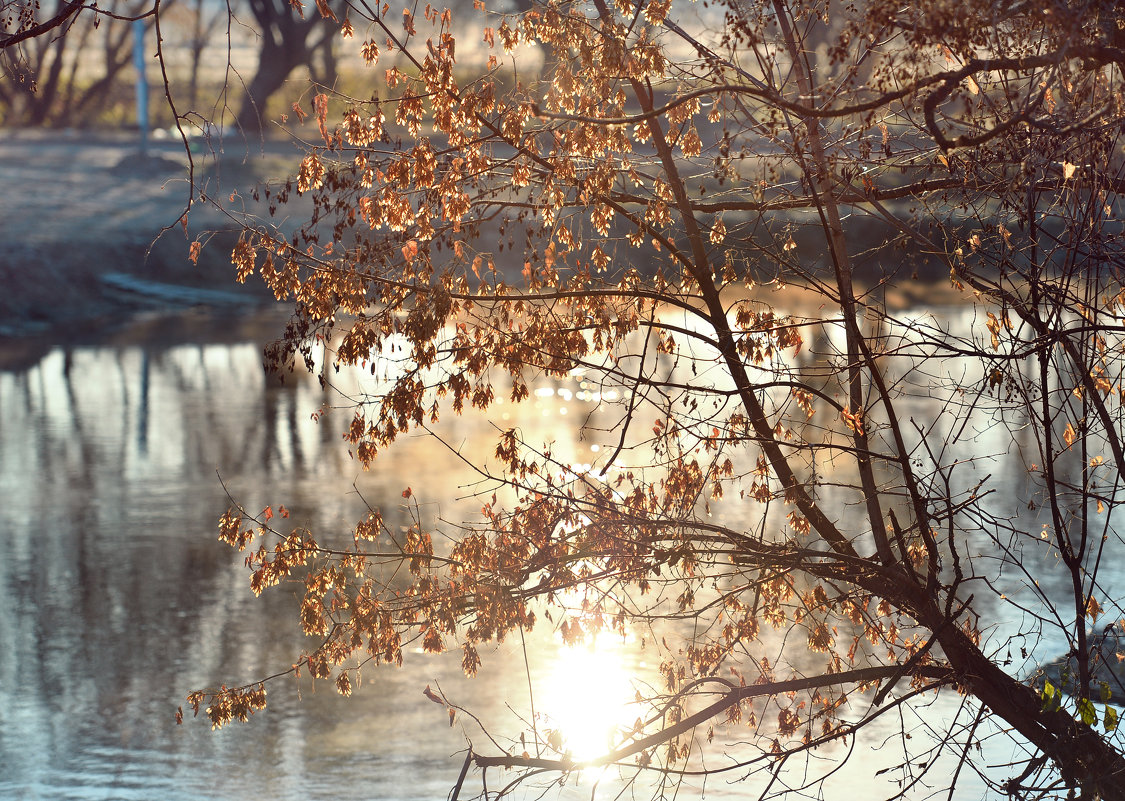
[0,129,297,340]
[0,129,970,352]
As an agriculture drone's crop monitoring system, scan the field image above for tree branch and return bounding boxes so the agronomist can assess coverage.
[473,664,954,771]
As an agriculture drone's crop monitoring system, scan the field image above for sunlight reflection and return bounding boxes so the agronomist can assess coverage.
[539,638,635,761]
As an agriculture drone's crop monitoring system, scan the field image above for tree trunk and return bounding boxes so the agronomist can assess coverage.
[236,0,323,136]
[936,622,1125,797]
[235,42,306,135]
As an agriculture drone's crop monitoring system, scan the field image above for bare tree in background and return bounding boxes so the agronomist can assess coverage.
[183,0,226,114]
[233,0,339,135]
[0,0,166,126]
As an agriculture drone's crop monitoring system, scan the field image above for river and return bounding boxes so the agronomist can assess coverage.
[0,304,1112,800]
[0,308,670,801]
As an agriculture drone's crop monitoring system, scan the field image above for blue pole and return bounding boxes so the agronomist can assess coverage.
[133,19,148,156]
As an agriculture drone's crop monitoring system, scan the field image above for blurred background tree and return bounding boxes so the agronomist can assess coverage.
[0,0,166,126]
[0,0,344,133]
[233,0,340,135]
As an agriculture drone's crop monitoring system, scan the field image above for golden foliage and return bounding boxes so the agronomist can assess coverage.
[185,0,1125,794]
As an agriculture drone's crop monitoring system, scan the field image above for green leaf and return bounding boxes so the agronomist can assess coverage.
[1101,681,1113,703]
[1105,705,1119,733]
[1040,679,1064,712]
[1078,697,1098,727]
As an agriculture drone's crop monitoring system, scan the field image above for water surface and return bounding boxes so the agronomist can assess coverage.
[0,305,1111,800]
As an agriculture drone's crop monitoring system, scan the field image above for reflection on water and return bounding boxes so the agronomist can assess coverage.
[0,304,1112,800]
[0,312,493,800]
[0,310,678,801]
[540,637,638,760]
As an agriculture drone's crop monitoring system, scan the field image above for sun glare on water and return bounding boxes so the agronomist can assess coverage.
[539,638,636,761]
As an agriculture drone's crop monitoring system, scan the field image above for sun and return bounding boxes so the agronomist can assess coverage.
[538,638,636,761]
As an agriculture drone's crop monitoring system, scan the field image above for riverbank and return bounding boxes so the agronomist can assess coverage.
[0,129,299,340]
[0,129,969,352]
